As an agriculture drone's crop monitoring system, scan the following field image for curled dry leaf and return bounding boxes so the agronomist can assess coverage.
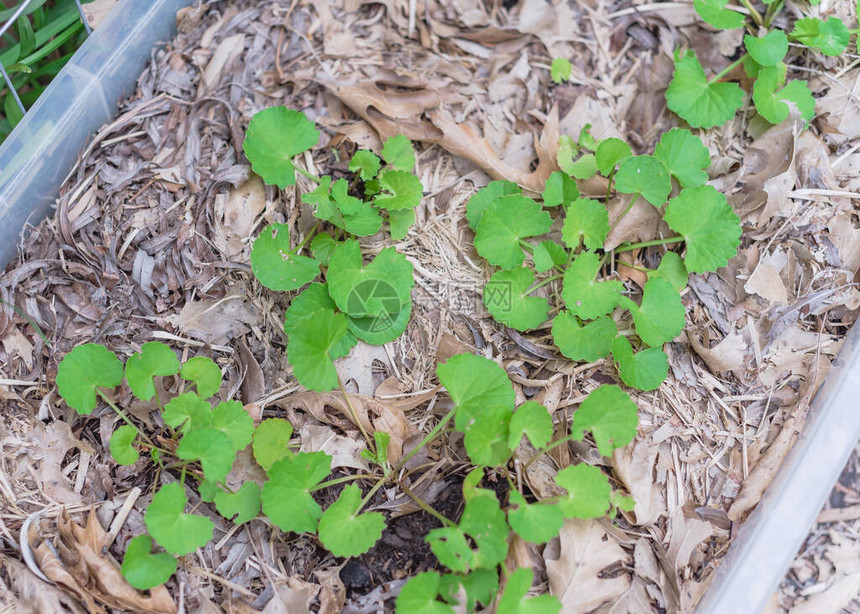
[30,421,90,505]
[33,510,176,614]
[611,438,665,526]
[276,391,420,463]
[299,424,369,471]
[261,577,320,614]
[319,78,556,193]
[544,519,631,613]
[164,284,261,345]
[2,554,87,614]
[686,329,749,375]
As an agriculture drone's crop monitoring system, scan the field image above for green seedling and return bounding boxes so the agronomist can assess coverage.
[667,2,855,128]
[550,57,572,84]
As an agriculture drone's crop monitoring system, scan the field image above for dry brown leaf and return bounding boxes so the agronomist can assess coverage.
[276,391,419,463]
[2,554,87,614]
[604,193,664,251]
[165,284,260,345]
[34,510,176,613]
[213,176,265,259]
[544,519,631,613]
[30,421,89,505]
[612,438,664,526]
[320,79,556,193]
[262,577,319,614]
[687,329,748,375]
[665,506,713,577]
[200,34,246,95]
[299,424,369,471]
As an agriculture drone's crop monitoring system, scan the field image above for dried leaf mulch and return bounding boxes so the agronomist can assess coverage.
[1,0,859,612]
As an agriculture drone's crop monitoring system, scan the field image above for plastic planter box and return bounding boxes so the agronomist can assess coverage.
[0,2,858,612]
[0,0,193,267]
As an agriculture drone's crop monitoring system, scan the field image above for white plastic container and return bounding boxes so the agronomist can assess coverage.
[0,0,193,266]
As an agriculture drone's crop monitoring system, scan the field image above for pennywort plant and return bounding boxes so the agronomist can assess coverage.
[667,0,858,128]
[243,107,419,391]
[471,126,741,391]
[56,339,638,612]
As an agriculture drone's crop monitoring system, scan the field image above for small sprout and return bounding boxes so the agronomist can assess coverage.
[121,536,177,590]
[621,277,686,348]
[497,568,562,614]
[175,427,236,483]
[109,424,139,466]
[243,106,319,188]
[261,451,332,533]
[483,267,549,332]
[611,335,668,391]
[381,135,415,171]
[252,418,294,471]
[250,223,320,291]
[437,353,515,431]
[474,195,552,269]
[508,401,553,450]
[550,57,572,84]
[614,155,672,206]
[571,385,639,457]
[214,482,261,524]
[348,149,382,180]
[507,491,564,545]
[665,50,744,129]
[561,251,622,320]
[653,128,710,188]
[318,484,386,557]
[541,170,579,208]
[465,180,521,231]
[551,312,617,363]
[125,341,180,401]
[561,197,610,251]
[554,464,612,519]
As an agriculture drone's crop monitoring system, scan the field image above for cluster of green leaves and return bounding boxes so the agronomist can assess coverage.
[667,1,858,128]
[395,352,636,612]
[470,127,740,391]
[56,341,388,589]
[243,107,421,390]
[0,0,89,140]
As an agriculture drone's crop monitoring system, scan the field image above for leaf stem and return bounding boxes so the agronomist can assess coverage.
[357,477,386,512]
[523,433,578,470]
[526,273,565,294]
[97,390,157,449]
[293,220,320,253]
[737,0,763,27]
[394,407,456,473]
[399,482,454,527]
[517,240,534,253]
[608,193,639,233]
[293,162,322,184]
[605,169,615,201]
[312,473,378,492]
[338,376,375,452]
[763,0,784,28]
[614,235,685,254]
[709,54,747,84]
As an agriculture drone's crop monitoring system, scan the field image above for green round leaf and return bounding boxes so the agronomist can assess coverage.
[211,400,254,449]
[180,356,222,398]
[552,312,617,362]
[693,0,745,30]
[614,155,672,206]
[475,195,552,269]
[791,17,850,56]
[484,267,549,331]
[284,283,356,359]
[56,344,123,414]
[466,180,521,231]
[610,335,668,391]
[349,149,382,180]
[121,535,177,590]
[622,277,686,348]
[214,482,261,524]
[508,401,553,450]
[261,451,332,533]
[251,223,320,292]
[397,573,455,614]
[176,427,236,483]
[463,405,513,466]
[427,492,508,572]
[381,135,415,171]
[507,492,564,545]
[163,391,212,432]
[389,208,415,240]
[666,50,744,129]
[318,484,386,557]
[374,170,423,210]
[561,197,610,251]
[125,342,180,401]
[571,385,638,457]
[595,138,632,175]
[561,251,622,320]
[532,240,567,273]
[438,569,498,612]
[310,233,337,266]
[744,30,788,67]
[145,482,214,556]
[243,107,319,188]
[653,128,710,188]
[663,185,741,273]
[550,58,572,84]
[570,153,598,180]
[110,425,139,466]
[650,251,688,291]
[753,70,815,124]
[497,567,562,614]
[437,353,515,431]
[542,171,579,207]
[326,240,414,317]
[253,418,294,471]
[554,464,611,519]
[288,307,351,391]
